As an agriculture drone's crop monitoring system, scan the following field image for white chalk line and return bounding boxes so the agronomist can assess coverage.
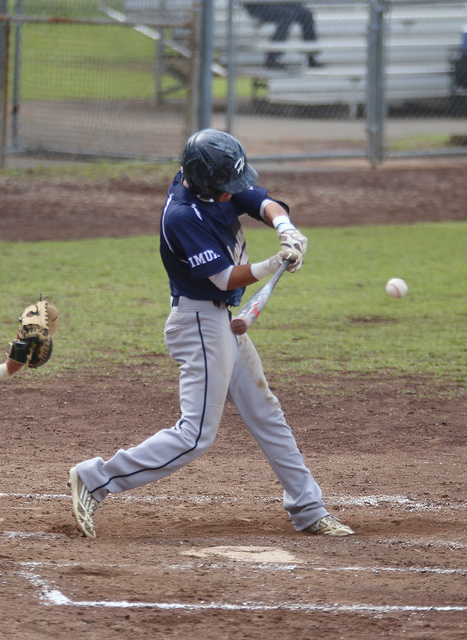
[16,560,467,575]
[4,529,466,551]
[17,568,467,614]
[0,492,464,512]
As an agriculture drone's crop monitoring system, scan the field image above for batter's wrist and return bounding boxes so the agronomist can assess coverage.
[273,214,296,234]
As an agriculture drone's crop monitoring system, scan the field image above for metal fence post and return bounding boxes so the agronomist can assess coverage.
[12,0,23,150]
[367,0,388,168]
[0,2,9,169]
[199,0,214,130]
[225,0,237,134]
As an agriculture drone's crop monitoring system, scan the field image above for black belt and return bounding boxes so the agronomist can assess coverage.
[171,296,228,309]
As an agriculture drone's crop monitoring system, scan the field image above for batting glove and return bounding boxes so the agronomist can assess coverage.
[280,249,301,273]
[274,215,308,273]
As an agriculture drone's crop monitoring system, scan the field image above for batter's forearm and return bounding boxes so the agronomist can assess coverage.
[225,202,293,289]
[227,254,284,289]
[263,201,290,227]
[226,265,258,289]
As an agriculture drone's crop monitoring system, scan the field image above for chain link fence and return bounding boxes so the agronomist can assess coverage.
[214,0,467,163]
[1,0,467,166]
[0,0,198,162]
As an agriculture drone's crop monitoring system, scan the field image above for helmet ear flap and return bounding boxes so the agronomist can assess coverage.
[180,166,208,199]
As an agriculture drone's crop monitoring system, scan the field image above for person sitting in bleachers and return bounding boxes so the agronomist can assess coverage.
[244,2,320,69]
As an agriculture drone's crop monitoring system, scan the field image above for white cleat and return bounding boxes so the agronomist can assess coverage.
[68,466,99,538]
[303,515,355,537]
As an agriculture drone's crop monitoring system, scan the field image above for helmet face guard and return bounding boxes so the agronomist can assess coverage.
[182,129,258,198]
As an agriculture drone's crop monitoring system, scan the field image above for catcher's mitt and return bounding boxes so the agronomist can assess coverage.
[6,299,60,369]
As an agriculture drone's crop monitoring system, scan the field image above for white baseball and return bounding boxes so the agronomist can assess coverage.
[385,278,408,299]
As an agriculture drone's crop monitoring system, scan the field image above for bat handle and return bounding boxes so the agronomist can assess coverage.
[278,258,292,273]
[268,258,292,284]
[229,258,293,336]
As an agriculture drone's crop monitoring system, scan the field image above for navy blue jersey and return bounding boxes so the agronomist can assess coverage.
[160,171,270,307]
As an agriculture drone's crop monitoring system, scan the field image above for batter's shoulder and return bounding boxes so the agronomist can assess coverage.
[164,200,206,231]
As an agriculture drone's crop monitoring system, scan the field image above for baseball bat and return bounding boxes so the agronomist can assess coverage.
[230,259,292,335]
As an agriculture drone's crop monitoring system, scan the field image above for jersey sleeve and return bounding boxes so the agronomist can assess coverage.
[231,185,290,221]
[163,205,232,279]
[230,185,269,221]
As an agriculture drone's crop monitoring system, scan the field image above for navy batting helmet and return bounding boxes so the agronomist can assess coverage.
[181,129,258,199]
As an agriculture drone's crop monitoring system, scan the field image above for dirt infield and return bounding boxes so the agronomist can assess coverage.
[1,157,467,242]
[0,159,466,639]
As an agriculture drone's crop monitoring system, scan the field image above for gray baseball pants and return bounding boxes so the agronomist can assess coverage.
[77,297,328,531]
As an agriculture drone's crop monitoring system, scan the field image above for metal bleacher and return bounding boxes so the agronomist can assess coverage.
[103,1,467,114]
[216,1,467,115]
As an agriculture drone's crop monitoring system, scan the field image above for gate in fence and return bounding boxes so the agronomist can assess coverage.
[1,0,466,167]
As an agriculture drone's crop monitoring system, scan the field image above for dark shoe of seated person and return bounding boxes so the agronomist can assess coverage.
[308,55,324,68]
[266,54,287,70]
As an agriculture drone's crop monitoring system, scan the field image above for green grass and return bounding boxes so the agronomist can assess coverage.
[15,24,159,101]
[0,159,179,182]
[8,0,102,18]
[10,18,245,103]
[8,11,259,103]
[388,134,453,152]
[1,222,466,382]
[248,223,467,381]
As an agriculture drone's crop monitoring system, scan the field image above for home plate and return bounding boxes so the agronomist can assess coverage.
[180,546,299,563]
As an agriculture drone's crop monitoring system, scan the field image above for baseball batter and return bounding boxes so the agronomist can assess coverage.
[69,129,354,539]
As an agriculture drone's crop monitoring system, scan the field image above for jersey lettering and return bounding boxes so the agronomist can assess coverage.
[227,227,248,266]
[188,249,221,268]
